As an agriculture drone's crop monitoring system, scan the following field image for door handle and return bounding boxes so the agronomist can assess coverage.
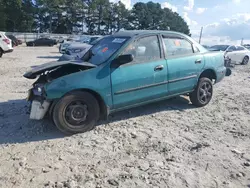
[154,65,164,71]
[195,59,202,64]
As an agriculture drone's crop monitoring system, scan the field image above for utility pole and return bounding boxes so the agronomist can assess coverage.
[241,38,244,45]
[199,27,203,44]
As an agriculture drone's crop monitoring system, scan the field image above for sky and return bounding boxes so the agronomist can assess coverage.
[114,0,250,45]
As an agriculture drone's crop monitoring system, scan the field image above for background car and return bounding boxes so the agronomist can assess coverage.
[0,32,13,57]
[243,44,250,50]
[58,37,103,61]
[59,36,102,54]
[6,35,19,47]
[26,38,57,47]
[209,45,249,65]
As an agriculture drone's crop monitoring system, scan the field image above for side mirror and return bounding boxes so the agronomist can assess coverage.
[112,54,134,67]
[226,49,233,53]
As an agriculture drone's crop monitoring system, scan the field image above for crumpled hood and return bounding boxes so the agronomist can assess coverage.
[23,60,97,79]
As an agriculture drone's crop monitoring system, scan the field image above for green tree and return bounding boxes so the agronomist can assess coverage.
[3,0,22,31]
[126,1,190,35]
[0,0,6,30]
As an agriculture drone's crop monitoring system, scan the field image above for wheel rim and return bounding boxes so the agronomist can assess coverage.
[198,82,212,104]
[64,101,89,127]
[243,57,249,64]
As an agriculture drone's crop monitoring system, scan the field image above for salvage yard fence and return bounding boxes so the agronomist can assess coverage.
[5,32,77,42]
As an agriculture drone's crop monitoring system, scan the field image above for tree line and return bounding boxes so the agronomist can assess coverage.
[0,0,190,35]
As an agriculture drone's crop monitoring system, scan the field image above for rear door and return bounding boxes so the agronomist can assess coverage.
[226,46,237,61]
[234,46,247,62]
[162,35,205,94]
[35,38,43,46]
[111,35,168,109]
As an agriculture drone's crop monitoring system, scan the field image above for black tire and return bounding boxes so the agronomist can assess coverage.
[0,49,3,58]
[53,91,100,134]
[241,56,249,65]
[189,78,213,107]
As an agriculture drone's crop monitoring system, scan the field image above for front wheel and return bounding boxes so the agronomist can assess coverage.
[189,78,213,107]
[0,49,3,58]
[53,91,100,134]
[241,56,249,65]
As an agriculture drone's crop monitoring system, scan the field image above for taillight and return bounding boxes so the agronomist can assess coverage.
[3,38,10,44]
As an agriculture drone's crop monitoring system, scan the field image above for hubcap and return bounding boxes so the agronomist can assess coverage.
[64,101,88,126]
[199,82,212,104]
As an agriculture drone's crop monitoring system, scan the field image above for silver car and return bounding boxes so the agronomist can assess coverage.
[59,37,104,61]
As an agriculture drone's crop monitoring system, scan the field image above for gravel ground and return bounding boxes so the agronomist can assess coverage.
[0,46,249,188]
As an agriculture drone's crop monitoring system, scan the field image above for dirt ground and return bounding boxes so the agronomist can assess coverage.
[0,46,249,188]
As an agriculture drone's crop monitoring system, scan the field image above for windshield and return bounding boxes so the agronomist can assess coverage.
[210,45,229,51]
[82,36,129,65]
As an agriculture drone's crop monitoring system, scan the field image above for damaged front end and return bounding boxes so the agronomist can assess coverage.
[24,60,97,120]
[26,83,50,120]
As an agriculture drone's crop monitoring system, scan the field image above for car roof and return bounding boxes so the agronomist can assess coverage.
[112,30,187,38]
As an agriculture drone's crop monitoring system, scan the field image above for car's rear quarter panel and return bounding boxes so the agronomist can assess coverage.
[202,51,226,83]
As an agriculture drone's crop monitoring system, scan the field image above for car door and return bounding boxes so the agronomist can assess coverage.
[111,35,168,109]
[225,46,237,62]
[35,38,43,46]
[162,35,205,94]
[235,46,248,62]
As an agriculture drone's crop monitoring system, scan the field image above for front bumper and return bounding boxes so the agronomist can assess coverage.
[30,100,50,120]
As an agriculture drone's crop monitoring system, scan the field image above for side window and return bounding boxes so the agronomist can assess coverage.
[162,36,194,57]
[228,46,236,51]
[236,46,245,51]
[122,35,161,63]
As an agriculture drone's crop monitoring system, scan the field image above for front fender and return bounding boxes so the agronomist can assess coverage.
[44,65,112,107]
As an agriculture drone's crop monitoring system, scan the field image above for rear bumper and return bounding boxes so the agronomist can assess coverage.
[216,66,231,83]
[4,49,13,53]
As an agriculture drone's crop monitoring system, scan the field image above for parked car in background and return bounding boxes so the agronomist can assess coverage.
[202,45,210,49]
[59,36,102,54]
[243,44,250,50]
[24,30,231,134]
[59,37,104,61]
[26,38,57,47]
[17,39,22,45]
[59,38,78,53]
[6,35,19,47]
[210,45,249,65]
[0,32,13,58]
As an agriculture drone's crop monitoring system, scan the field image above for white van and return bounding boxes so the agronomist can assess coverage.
[0,32,13,58]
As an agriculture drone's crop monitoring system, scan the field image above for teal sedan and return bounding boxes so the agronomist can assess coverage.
[24,30,231,134]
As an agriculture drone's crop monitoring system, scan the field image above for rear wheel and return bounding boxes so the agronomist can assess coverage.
[189,78,213,107]
[241,56,249,65]
[53,91,100,134]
